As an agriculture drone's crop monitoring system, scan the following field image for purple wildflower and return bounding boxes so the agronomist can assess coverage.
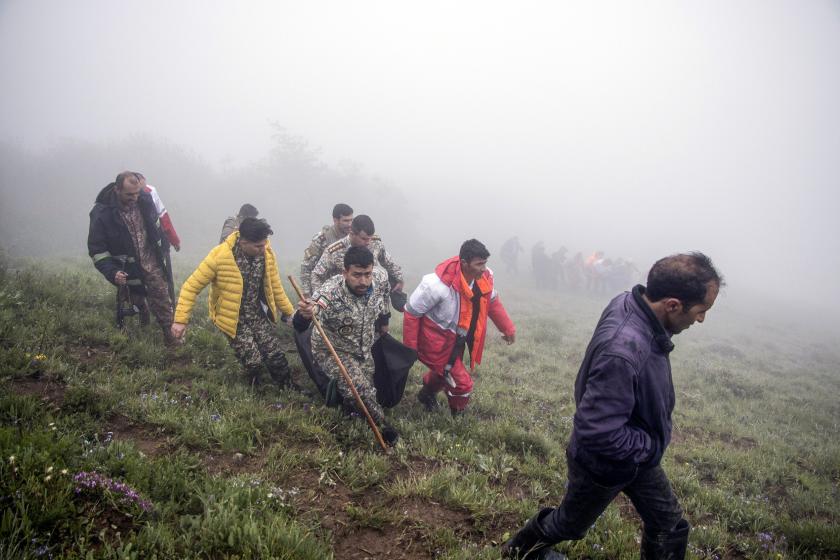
[73,471,153,512]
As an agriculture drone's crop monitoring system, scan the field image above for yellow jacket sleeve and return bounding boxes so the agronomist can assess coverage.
[174,251,218,324]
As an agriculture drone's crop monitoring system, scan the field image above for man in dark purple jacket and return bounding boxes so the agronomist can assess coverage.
[503,253,723,560]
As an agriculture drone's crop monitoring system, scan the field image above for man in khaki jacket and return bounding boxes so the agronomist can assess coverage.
[172,218,296,387]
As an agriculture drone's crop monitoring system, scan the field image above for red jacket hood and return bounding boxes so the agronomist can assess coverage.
[435,256,463,290]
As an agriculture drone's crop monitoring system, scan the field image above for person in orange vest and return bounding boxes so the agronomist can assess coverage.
[403,239,516,416]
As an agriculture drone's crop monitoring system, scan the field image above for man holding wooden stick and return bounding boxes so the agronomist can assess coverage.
[293,246,399,446]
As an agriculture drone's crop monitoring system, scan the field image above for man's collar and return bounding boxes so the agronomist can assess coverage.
[631,285,674,354]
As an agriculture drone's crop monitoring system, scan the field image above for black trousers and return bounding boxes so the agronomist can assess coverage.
[540,449,684,542]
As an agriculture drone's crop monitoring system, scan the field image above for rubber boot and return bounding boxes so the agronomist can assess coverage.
[450,407,465,418]
[641,518,690,560]
[416,383,440,412]
[501,508,566,559]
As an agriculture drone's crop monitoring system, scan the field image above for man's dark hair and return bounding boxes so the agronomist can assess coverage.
[332,203,353,219]
[646,252,724,308]
[133,171,146,181]
[459,239,490,262]
[351,215,375,236]
[115,171,138,190]
[344,246,374,270]
[238,204,259,218]
[238,217,273,242]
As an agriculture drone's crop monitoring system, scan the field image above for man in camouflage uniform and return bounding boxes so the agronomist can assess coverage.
[294,246,399,445]
[299,203,354,296]
[219,203,259,243]
[172,218,296,387]
[87,171,176,344]
[310,214,404,309]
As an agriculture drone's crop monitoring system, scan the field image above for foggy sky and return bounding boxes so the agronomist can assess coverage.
[1,0,839,312]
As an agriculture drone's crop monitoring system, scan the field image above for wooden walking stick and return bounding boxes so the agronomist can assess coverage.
[287,275,389,452]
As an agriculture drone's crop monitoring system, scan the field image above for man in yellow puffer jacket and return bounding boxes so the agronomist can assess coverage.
[171,218,296,387]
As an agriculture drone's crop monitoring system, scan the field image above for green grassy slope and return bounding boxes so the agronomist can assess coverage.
[1,257,838,559]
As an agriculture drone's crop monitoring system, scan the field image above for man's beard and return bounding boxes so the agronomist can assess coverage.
[345,281,368,296]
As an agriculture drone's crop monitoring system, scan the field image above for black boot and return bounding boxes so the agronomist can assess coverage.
[501,508,566,559]
[417,383,440,412]
[246,368,263,389]
[450,407,465,418]
[267,355,292,387]
[381,425,399,447]
[641,518,690,560]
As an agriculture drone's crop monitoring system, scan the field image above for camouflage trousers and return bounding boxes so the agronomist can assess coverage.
[313,348,384,425]
[228,315,290,384]
[129,267,173,328]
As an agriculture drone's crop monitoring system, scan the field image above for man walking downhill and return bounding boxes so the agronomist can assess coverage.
[171,218,296,387]
[294,246,399,445]
[403,239,516,417]
[502,252,723,560]
[87,171,176,344]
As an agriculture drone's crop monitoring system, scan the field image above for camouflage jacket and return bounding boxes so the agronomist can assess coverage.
[311,274,390,361]
[310,235,403,294]
[299,224,345,295]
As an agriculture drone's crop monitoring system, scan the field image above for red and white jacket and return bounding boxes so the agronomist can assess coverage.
[403,256,515,371]
[144,184,180,249]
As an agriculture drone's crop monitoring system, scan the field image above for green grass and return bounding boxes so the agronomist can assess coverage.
[1,256,838,558]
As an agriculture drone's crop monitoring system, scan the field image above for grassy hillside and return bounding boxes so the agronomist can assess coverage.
[1,257,838,559]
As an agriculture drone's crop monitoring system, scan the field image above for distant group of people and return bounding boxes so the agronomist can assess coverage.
[501,237,642,295]
[87,172,724,560]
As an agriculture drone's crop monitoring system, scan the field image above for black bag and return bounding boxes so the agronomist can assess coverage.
[293,326,334,401]
[390,289,407,313]
[372,333,417,408]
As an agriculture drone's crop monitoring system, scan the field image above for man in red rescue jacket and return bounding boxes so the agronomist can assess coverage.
[403,239,516,416]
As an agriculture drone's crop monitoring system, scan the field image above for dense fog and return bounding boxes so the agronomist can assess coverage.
[1,1,839,326]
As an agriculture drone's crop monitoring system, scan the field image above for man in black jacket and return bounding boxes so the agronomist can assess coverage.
[503,253,723,560]
[87,171,176,344]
